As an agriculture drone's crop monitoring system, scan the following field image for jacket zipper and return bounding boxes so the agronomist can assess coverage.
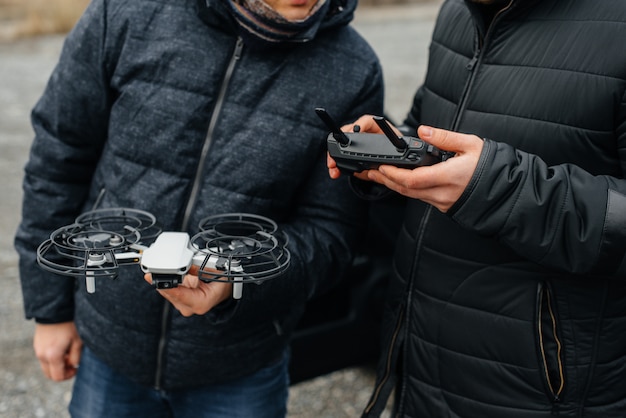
[451,51,479,131]
[452,0,513,131]
[363,305,405,415]
[365,208,432,415]
[181,36,244,231]
[153,37,244,389]
[395,207,433,415]
[537,282,564,414]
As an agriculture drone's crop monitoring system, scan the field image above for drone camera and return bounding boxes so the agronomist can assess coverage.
[151,273,184,289]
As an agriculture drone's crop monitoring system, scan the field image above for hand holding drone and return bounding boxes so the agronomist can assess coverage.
[36,208,291,299]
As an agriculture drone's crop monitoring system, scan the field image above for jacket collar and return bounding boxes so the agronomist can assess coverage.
[464,0,542,39]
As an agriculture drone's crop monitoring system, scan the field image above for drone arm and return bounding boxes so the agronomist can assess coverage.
[114,251,142,263]
[192,252,216,269]
[128,242,148,252]
[192,252,245,299]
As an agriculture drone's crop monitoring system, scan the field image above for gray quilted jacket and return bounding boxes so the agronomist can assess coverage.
[15,0,383,389]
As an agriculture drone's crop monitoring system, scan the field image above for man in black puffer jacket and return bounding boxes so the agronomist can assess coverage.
[14,0,383,416]
[329,0,626,416]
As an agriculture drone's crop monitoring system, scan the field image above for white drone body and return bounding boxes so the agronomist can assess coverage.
[37,208,290,300]
[140,232,195,277]
[139,232,244,298]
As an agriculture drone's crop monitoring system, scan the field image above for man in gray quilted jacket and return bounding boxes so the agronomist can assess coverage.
[14,0,384,416]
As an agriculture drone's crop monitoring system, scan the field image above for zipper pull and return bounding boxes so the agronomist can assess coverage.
[466,54,478,71]
[551,394,561,416]
[234,37,244,60]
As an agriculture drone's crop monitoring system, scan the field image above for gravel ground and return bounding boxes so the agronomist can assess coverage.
[0,2,440,417]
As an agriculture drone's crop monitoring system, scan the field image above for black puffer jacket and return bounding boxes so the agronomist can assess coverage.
[14,0,383,389]
[364,0,626,417]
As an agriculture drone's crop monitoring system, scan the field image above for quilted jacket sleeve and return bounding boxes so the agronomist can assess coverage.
[14,0,111,322]
[449,133,626,277]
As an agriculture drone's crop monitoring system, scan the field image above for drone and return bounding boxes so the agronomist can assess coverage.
[36,208,291,299]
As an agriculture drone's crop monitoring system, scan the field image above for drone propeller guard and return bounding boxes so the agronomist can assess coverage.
[36,208,290,298]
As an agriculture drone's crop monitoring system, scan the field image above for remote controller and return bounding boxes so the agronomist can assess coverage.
[315,108,452,174]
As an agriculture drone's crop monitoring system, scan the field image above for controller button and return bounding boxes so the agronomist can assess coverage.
[406,151,420,161]
[427,144,441,157]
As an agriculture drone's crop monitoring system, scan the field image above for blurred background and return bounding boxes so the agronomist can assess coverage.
[0,0,441,417]
[0,0,424,41]
[0,0,90,40]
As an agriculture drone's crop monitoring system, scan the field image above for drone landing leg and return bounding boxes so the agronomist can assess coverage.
[86,271,96,293]
[233,277,243,299]
[85,252,108,293]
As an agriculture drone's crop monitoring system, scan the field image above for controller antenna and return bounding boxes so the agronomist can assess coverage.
[315,107,350,146]
[373,116,408,151]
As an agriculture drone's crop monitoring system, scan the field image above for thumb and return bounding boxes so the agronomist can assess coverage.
[417,125,472,153]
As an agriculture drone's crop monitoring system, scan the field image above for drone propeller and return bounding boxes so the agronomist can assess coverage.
[75,207,161,243]
[191,213,291,298]
[36,208,161,292]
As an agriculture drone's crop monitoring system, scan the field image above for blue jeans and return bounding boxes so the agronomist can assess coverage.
[69,346,290,418]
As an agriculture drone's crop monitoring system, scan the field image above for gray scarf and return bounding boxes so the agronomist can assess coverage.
[226,0,330,46]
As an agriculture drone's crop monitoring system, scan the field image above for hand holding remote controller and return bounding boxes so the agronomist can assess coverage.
[316,108,452,175]
[323,115,485,214]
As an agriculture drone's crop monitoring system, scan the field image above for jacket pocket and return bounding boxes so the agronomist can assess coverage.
[536,281,565,411]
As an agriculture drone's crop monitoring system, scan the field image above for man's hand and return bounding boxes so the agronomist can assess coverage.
[361,125,483,212]
[144,265,233,317]
[33,321,82,381]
